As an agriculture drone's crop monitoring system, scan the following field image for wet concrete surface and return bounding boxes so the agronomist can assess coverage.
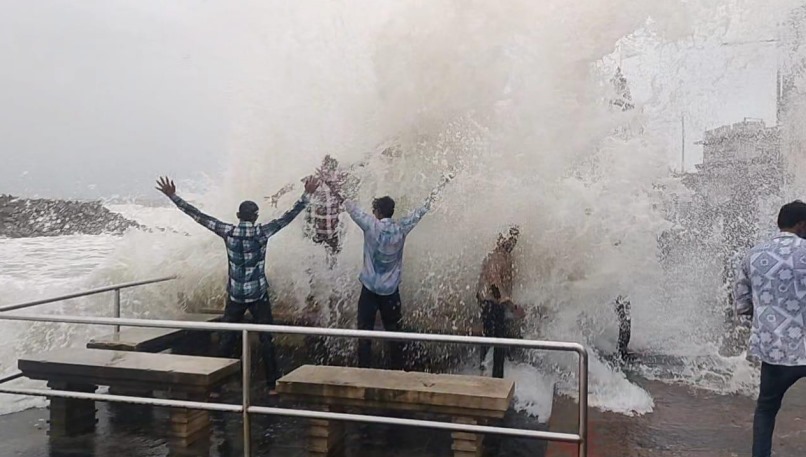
[0,389,546,457]
[6,373,806,457]
[548,377,806,457]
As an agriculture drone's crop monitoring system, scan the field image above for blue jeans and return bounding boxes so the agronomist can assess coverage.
[753,362,806,457]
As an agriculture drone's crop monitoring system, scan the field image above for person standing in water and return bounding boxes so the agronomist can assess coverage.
[477,227,525,378]
[330,174,453,369]
[734,200,806,457]
[156,175,320,394]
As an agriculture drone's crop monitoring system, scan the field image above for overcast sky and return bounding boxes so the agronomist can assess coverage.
[0,2,236,199]
[0,1,784,199]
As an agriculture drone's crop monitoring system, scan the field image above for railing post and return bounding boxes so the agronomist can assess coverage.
[113,288,121,335]
[577,347,589,457]
[242,329,251,457]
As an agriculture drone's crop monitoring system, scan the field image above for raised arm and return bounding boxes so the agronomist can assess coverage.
[324,178,373,233]
[344,200,375,232]
[399,202,430,235]
[156,176,233,237]
[734,253,753,317]
[261,177,319,237]
[264,183,296,208]
[400,172,454,235]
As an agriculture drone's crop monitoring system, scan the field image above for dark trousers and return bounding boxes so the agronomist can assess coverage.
[481,300,508,379]
[753,362,806,457]
[614,297,631,357]
[219,295,278,389]
[356,286,403,370]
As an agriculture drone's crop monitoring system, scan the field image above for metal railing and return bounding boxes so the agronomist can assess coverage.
[0,275,176,334]
[0,283,589,457]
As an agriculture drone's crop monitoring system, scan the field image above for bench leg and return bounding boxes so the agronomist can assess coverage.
[46,382,97,437]
[451,417,484,457]
[168,392,211,448]
[307,406,345,457]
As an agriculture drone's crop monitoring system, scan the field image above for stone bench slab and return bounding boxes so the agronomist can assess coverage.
[19,348,239,389]
[87,313,221,352]
[277,365,514,417]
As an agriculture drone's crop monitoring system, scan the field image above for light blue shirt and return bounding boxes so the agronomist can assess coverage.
[735,232,806,366]
[345,200,430,296]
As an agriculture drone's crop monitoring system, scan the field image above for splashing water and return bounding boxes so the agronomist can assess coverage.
[4,0,804,417]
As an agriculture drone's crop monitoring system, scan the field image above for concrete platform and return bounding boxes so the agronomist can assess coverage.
[546,378,806,457]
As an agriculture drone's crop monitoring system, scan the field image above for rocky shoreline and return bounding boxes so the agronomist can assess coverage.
[0,195,140,238]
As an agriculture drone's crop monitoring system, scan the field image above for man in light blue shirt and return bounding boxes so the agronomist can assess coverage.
[331,175,451,369]
[734,200,806,457]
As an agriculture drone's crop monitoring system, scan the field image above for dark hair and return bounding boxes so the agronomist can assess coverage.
[777,200,806,229]
[238,200,259,222]
[372,196,395,219]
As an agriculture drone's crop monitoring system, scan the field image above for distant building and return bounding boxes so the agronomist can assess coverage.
[684,119,782,204]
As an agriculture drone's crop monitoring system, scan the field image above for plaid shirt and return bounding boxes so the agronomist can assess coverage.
[170,194,309,303]
[306,174,346,242]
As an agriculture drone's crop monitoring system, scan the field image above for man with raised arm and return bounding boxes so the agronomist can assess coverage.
[156,175,320,394]
[329,174,452,369]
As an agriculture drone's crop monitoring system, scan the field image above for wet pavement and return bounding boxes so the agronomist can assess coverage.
[5,376,806,457]
[548,377,806,457]
[0,398,546,457]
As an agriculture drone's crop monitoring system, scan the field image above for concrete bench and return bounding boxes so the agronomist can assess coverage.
[277,365,514,457]
[86,313,221,353]
[18,348,239,447]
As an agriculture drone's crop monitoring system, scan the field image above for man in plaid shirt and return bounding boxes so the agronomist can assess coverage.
[267,155,359,267]
[156,175,320,393]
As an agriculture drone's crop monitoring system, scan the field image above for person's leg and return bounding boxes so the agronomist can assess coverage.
[379,290,403,370]
[324,236,341,270]
[218,299,248,358]
[752,363,802,457]
[491,305,506,379]
[356,286,378,368]
[248,296,278,391]
[480,301,493,371]
[615,297,632,358]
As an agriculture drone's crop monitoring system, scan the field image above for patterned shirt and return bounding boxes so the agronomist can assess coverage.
[735,232,806,366]
[345,200,430,296]
[170,194,309,303]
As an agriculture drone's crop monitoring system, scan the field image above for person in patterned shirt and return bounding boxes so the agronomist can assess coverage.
[156,175,320,394]
[734,200,806,457]
[266,155,359,268]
